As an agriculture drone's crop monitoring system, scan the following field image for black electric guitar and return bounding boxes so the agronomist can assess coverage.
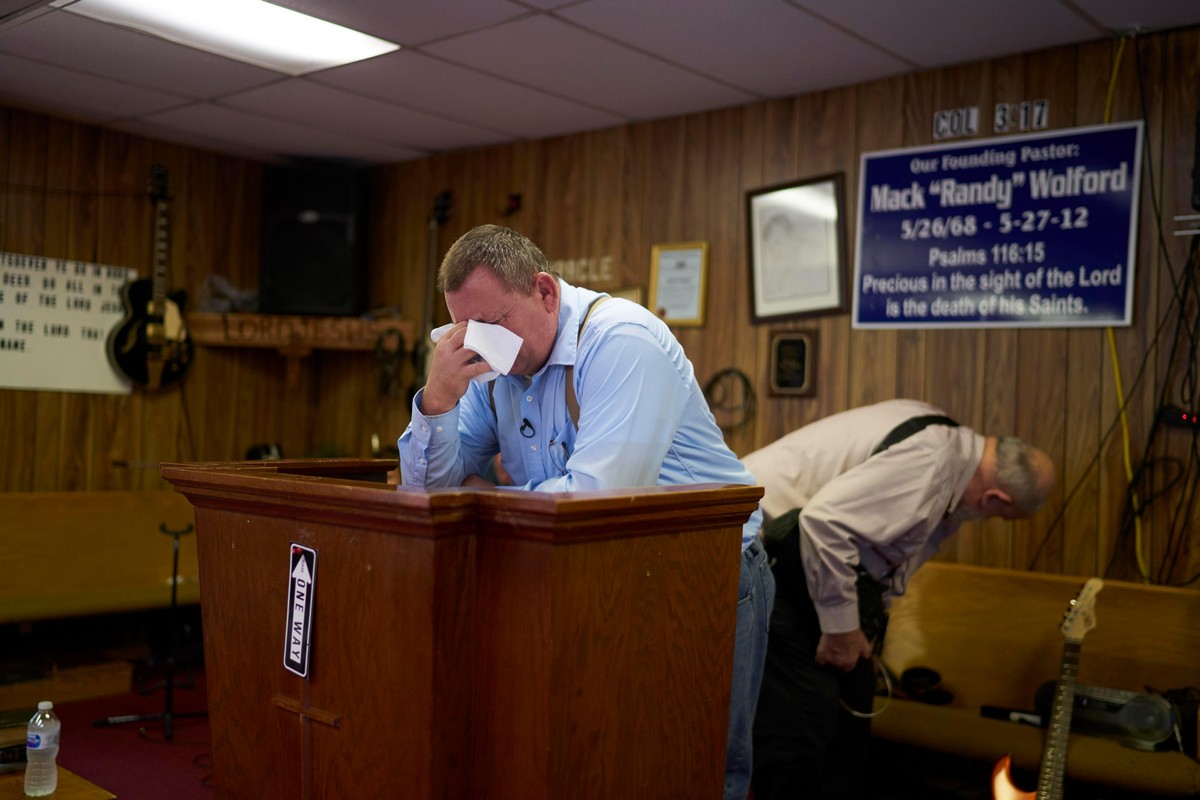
[991,578,1104,800]
[107,165,194,389]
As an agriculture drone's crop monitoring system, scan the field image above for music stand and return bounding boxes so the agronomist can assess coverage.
[93,522,206,741]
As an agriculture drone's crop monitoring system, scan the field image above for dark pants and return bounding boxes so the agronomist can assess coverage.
[751,509,884,800]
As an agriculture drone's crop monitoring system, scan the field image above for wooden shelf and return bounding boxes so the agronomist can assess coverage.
[186,312,415,385]
[187,312,413,352]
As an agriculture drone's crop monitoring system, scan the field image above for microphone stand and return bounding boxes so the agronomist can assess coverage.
[93,522,206,741]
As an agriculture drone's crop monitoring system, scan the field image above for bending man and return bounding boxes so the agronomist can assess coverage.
[743,398,1055,800]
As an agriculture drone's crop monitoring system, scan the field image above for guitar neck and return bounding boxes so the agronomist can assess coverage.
[1036,640,1080,800]
[151,197,170,309]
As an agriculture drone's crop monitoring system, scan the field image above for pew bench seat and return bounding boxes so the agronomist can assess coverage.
[1,490,198,625]
[873,561,1200,797]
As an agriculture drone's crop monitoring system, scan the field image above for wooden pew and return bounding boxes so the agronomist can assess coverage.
[0,491,198,625]
[874,561,1200,797]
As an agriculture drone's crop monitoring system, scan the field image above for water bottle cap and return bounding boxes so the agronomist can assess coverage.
[37,701,53,710]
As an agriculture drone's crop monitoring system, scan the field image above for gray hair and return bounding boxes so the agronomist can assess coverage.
[994,436,1051,515]
[437,224,557,294]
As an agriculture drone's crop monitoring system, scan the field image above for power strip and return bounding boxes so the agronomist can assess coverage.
[1160,405,1200,429]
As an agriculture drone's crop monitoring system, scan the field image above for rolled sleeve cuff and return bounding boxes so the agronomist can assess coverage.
[401,389,459,486]
[815,601,861,635]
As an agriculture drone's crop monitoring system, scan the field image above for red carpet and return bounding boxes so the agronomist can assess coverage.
[51,674,211,800]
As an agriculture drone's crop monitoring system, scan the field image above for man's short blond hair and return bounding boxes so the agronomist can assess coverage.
[437,224,557,294]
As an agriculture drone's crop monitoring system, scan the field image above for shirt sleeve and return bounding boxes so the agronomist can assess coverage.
[398,385,498,488]
[531,321,688,492]
[798,437,959,634]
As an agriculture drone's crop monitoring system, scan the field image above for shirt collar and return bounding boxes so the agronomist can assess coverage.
[543,279,602,370]
[948,431,987,514]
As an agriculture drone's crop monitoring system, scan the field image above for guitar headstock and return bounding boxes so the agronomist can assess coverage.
[431,190,453,225]
[148,164,170,203]
[1060,577,1103,643]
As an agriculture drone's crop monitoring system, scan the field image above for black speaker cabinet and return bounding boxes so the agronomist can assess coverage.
[260,163,369,316]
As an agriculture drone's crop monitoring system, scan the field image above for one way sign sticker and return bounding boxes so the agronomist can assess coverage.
[284,543,317,677]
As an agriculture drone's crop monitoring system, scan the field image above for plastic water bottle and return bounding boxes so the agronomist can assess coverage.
[23,701,60,797]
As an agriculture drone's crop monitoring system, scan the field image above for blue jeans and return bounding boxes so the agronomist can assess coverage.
[724,538,775,800]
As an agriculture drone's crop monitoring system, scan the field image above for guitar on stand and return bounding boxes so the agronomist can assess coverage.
[107,165,194,390]
[408,190,453,403]
[992,578,1104,800]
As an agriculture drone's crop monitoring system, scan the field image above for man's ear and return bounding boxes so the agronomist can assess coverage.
[982,487,1014,516]
[534,272,559,310]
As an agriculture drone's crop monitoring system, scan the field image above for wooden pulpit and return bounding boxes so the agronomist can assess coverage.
[161,458,761,800]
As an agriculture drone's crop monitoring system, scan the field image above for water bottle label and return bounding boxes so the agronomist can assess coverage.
[26,731,59,750]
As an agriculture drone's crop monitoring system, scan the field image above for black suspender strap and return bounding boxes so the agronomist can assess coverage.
[870,414,959,456]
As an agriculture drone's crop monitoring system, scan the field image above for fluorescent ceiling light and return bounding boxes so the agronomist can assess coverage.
[57,0,399,76]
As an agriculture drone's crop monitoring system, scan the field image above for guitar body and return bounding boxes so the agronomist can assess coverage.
[107,278,194,389]
[991,755,1034,800]
[106,165,194,390]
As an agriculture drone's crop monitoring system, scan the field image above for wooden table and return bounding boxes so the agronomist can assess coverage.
[0,768,115,799]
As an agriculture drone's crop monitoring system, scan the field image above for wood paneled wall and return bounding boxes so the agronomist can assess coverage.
[2,27,1198,587]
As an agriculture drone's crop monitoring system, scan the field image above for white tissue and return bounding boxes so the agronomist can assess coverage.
[429,320,523,382]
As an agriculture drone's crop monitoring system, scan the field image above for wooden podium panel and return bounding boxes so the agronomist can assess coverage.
[162,459,761,800]
[471,488,754,799]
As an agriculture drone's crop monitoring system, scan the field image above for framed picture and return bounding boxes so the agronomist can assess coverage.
[648,241,708,326]
[747,173,846,321]
[768,330,816,396]
[609,285,645,306]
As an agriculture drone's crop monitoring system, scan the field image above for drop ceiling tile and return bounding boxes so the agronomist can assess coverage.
[558,0,914,98]
[136,102,427,164]
[1073,0,1200,33]
[0,0,43,16]
[0,52,187,122]
[315,49,629,139]
[0,9,283,98]
[517,0,578,10]
[221,79,512,152]
[796,0,1103,68]
[107,117,279,163]
[0,0,1191,166]
[270,0,530,46]
[421,14,758,120]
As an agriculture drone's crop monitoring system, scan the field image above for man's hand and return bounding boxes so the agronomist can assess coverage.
[815,629,873,672]
[462,474,495,488]
[419,321,495,416]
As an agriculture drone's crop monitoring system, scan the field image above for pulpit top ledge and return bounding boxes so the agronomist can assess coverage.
[160,458,764,543]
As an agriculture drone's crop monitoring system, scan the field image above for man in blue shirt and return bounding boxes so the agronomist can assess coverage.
[399,224,773,800]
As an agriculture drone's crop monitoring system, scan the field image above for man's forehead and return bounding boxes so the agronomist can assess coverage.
[447,290,511,322]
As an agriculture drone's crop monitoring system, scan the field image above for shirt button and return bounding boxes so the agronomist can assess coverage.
[530,444,538,452]
[435,425,443,432]
[525,395,533,402]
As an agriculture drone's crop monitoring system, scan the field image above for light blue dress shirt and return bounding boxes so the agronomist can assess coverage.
[399,279,762,548]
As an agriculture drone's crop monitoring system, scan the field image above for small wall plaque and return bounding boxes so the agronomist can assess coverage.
[769,330,815,396]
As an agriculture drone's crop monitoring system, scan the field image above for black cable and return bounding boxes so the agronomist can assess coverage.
[1158,434,1200,583]
[1158,239,1200,581]
[1025,276,1186,571]
[703,367,756,432]
[1026,36,1196,573]
[1120,234,1200,581]
[1090,37,1200,580]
